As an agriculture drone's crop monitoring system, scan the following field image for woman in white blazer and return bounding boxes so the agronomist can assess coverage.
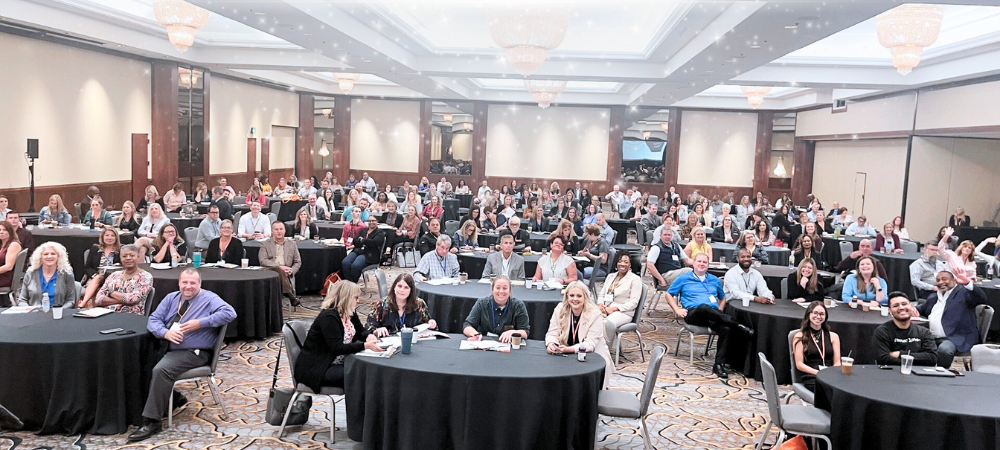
[545,281,614,388]
[597,253,643,328]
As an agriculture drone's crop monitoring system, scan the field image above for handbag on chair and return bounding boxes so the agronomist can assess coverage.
[265,331,312,426]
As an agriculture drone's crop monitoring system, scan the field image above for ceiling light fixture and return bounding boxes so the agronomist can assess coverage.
[320,108,333,117]
[488,5,571,76]
[333,73,362,93]
[463,122,473,132]
[740,85,772,108]
[152,0,209,53]
[443,113,454,122]
[773,156,787,177]
[659,122,669,132]
[876,3,945,76]
[524,79,567,109]
[317,139,330,157]
[177,67,200,88]
[642,131,651,140]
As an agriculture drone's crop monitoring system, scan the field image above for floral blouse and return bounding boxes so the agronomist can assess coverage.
[367,297,432,334]
[95,269,153,315]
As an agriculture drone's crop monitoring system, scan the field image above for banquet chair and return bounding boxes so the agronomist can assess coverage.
[184,227,199,253]
[900,241,918,254]
[167,323,229,428]
[970,344,1000,374]
[269,203,280,221]
[74,203,83,222]
[231,212,242,229]
[755,353,832,450]
[613,284,648,365]
[444,220,460,237]
[0,249,28,305]
[597,345,665,450]
[360,241,389,296]
[838,241,853,260]
[143,287,156,316]
[785,330,815,405]
[635,222,647,247]
[674,322,716,364]
[278,320,344,443]
[780,278,788,300]
[267,213,278,224]
[959,305,994,370]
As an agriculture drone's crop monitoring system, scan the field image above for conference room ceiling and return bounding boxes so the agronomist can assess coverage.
[3,0,1000,110]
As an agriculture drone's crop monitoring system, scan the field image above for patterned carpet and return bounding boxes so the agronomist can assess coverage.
[2,266,790,450]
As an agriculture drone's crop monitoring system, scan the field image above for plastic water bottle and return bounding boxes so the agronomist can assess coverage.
[788,253,795,270]
[988,265,994,281]
[42,293,50,313]
[834,228,841,240]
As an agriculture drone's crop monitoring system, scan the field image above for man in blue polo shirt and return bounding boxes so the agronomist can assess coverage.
[666,253,754,379]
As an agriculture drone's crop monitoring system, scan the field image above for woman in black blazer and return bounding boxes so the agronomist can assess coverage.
[291,209,320,239]
[205,219,243,265]
[294,281,381,391]
[83,227,122,285]
[341,218,387,282]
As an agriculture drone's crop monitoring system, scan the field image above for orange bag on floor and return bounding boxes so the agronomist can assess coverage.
[320,272,341,296]
[777,435,807,450]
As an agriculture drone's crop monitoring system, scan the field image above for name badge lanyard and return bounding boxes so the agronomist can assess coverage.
[810,330,827,366]
[398,311,406,330]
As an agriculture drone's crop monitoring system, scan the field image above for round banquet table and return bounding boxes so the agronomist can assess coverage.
[344,334,604,450]
[456,193,474,208]
[242,239,346,294]
[273,200,308,222]
[144,264,282,339]
[456,251,590,280]
[416,281,564,341]
[166,212,204,231]
[871,250,920,294]
[195,202,214,214]
[711,242,790,266]
[606,218,630,244]
[442,198,460,222]
[0,310,156,434]
[723,300,888,384]
[29,226,136,281]
[814,366,1000,450]
[707,262,835,296]
[477,231,550,250]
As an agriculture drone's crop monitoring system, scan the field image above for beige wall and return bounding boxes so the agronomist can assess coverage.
[797,93,916,138]
[677,111,757,187]
[270,125,296,170]
[812,139,908,229]
[915,80,1000,130]
[905,137,1000,242]
[485,105,610,180]
[350,99,421,173]
[451,133,473,160]
[209,77,298,174]
[0,33,150,188]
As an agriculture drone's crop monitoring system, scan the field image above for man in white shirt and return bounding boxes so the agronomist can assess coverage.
[482,234,526,280]
[572,182,583,202]
[477,180,492,200]
[604,185,624,213]
[194,205,221,249]
[910,243,946,299]
[305,194,328,221]
[218,177,236,200]
[359,172,377,193]
[238,201,271,239]
[913,270,990,368]
[723,248,775,304]
[297,179,317,199]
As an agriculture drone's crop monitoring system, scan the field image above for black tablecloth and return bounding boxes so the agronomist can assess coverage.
[243,240,346,294]
[477,231,549,250]
[273,200,308,222]
[145,264,281,339]
[711,242,790,266]
[456,251,589,280]
[166,212,204,231]
[955,226,1000,250]
[724,301,888,384]
[345,334,603,450]
[0,310,156,434]
[29,227,136,281]
[871,250,920,294]
[456,193,474,208]
[442,198,460,222]
[416,282,564,341]
[815,366,1000,450]
[606,218,630,245]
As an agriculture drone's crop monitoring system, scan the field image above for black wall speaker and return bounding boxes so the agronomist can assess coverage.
[26,139,39,159]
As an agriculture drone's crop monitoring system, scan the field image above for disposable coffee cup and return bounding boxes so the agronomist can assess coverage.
[742,298,751,307]
[52,306,63,320]
[401,327,413,354]
[525,279,533,289]
[900,355,914,375]
[452,278,459,285]
[824,298,834,307]
[241,258,249,268]
[577,349,587,362]
[862,303,870,312]
[841,357,854,374]
[850,301,858,309]
[460,272,468,283]
[881,306,889,316]
[512,335,522,349]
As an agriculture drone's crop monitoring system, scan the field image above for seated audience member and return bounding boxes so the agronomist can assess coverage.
[303,194,328,221]
[552,219,582,254]
[832,208,853,230]
[83,198,114,228]
[149,224,187,265]
[248,180,266,205]
[297,178,317,199]
[5,212,34,256]
[583,203,599,226]
[419,217,453,256]
[80,244,152,313]
[136,185,166,213]
[841,256,887,306]
[949,206,971,228]
[498,195,517,221]
[218,177,237,199]
[193,182,210,203]
[115,201,141,233]
[772,204,796,243]
[0,222,23,290]
[341,206,366,243]
[343,198,372,223]
[395,204,421,246]
[368,273,438,337]
[498,216,531,251]
[639,204,662,238]
[463,276,529,343]
[910,243,946,299]
[259,221,301,305]
[39,194,72,226]
[787,259,825,303]
[595,213,615,244]
[889,215,909,241]
[127,268,236,442]
[647,227,692,291]
[345,174,360,190]
[380,201,403,229]
[736,231,770,265]
[872,292,937,367]
[82,227,121,288]
[459,207,481,232]
[237,201,271,240]
[566,207,584,237]
[455,180,471,195]
[414,234,460,282]
[937,227,976,281]
[210,187,233,221]
[291,209,319,239]
[845,215,876,236]
[579,224,610,281]
[684,228,713,261]
[0,195,9,220]
[546,281,614,388]
[358,172,377,194]
[341,217,386,283]
[792,234,822,270]
[532,235,578,284]
[453,220,478,249]
[679,214,700,241]
[138,203,171,240]
[975,235,1000,277]
[666,253,754,379]
[195,206,222,250]
[752,219,774,247]
[792,301,841,391]
[526,206,548,233]
[624,198,646,224]
[835,239,887,279]
[163,183,186,212]
[16,242,76,307]
[723,248,775,304]
[913,270,990,368]
[422,195,444,221]
[204,220,243,266]
[598,253,643,329]
[875,222,905,253]
[482,234,526,280]
[806,202,822,222]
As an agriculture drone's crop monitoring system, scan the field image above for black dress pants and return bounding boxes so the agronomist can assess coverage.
[684,304,740,364]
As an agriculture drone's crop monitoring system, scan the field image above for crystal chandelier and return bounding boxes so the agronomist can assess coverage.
[177,67,201,88]
[877,4,945,75]
[773,156,787,177]
[320,108,333,117]
[153,0,209,53]
[488,6,571,76]
[741,86,772,108]
[317,139,330,157]
[524,80,567,109]
[443,113,453,122]
[333,73,362,93]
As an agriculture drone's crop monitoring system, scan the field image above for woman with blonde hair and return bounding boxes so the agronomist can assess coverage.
[549,181,561,196]
[937,227,977,282]
[193,182,210,203]
[136,185,164,213]
[294,281,381,391]
[453,220,478,249]
[39,194,71,226]
[787,258,824,303]
[544,281,613,388]
[551,219,580,254]
[163,182,186,212]
[16,242,76,307]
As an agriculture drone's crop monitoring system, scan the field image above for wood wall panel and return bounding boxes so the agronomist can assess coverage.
[3,181,134,216]
[260,138,270,174]
[246,138,257,174]
[202,70,211,179]
[418,100,432,176]
[297,93,315,180]
[790,138,816,204]
[331,95,351,182]
[664,109,682,188]
[150,61,179,192]
[131,133,150,201]
[753,112,775,198]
